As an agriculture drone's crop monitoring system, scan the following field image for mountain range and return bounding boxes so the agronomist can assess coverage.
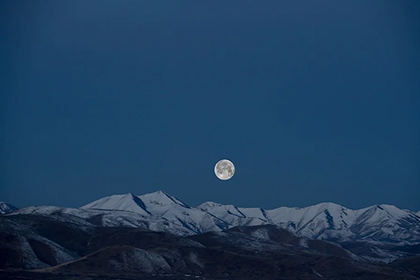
[77,191,420,245]
[1,191,419,279]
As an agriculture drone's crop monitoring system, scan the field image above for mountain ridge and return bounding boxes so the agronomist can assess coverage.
[6,191,420,263]
[79,191,420,244]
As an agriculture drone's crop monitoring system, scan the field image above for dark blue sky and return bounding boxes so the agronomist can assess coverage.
[1,0,419,211]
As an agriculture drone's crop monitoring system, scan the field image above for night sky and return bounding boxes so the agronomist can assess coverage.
[1,1,419,211]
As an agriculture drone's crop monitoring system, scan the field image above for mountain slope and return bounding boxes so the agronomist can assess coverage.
[81,193,150,216]
[351,204,420,242]
[0,202,17,214]
[18,224,420,279]
[12,205,193,236]
[0,214,86,269]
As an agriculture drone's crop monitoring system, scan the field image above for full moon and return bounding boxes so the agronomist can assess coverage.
[214,159,235,180]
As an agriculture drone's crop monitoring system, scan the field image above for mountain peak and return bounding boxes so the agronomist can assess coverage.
[80,191,190,216]
[311,201,346,209]
[366,204,415,220]
[81,193,150,215]
[139,191,189,209]
[198,201,224,209]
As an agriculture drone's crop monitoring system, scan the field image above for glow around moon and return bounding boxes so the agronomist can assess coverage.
[214,159,235,180]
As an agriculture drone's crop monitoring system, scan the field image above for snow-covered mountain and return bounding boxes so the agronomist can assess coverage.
[81,191,229,233]
[79,191,420,244]
[8,191,420,262]
[200,201,420,243]
[0,202,17,214]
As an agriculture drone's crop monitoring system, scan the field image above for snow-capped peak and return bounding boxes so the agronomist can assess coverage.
[81,191,190,217]
[0,202,18,214]
[198,201,224,210]
[354,204,415,224]
[136,191,228,234]
[138,190,189,211]
[81,193,150,215]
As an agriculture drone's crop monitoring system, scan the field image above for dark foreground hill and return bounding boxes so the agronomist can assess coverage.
[1,213,419,280]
